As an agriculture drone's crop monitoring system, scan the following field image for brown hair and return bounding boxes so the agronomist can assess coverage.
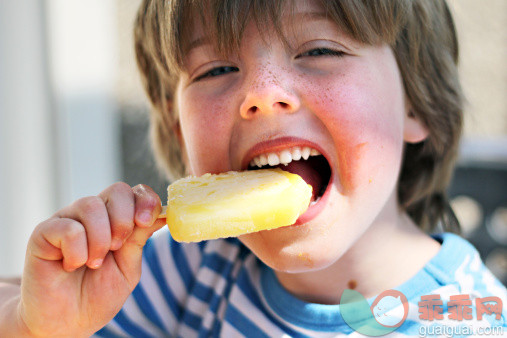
[134,0,463,232]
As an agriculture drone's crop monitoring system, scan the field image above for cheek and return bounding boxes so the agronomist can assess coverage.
[178,91,235,175]
[305,78,405,192]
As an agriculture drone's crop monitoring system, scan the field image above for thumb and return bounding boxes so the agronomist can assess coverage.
[113,219,166,284]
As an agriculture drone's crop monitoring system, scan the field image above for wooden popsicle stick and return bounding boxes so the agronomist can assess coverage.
[158,205,167,218]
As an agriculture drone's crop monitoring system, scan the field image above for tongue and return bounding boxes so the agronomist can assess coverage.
[279,160,322,202]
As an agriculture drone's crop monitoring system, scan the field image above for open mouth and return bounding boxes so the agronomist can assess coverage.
[247,147,332,206]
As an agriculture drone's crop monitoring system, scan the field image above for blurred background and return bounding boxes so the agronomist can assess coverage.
[0,0,506,285]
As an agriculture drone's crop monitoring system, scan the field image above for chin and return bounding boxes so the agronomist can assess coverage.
[258,246,343,274]
[239,224,347,274]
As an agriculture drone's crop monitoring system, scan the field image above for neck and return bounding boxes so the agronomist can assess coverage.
[274,209,440,305]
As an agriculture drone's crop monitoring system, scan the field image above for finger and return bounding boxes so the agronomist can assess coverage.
[114,218,166,283]
[132,184,162,227]
[55,196,111,269]
[98,182,136,251]
[30,218,88,272]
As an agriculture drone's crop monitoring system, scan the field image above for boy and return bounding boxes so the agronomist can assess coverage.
[1,0,505,336]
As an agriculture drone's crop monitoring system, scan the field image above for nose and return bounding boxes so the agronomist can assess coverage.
[239,71,300,119]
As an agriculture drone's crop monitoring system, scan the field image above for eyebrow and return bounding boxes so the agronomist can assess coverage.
[185,11,330,55]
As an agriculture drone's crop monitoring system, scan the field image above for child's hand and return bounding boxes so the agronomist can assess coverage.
[19,183,165,337]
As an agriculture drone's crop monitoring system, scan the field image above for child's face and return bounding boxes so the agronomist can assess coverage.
[175,0,427,272]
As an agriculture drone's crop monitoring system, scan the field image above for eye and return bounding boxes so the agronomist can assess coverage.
[194,66,239,81]
[296,48,345,58]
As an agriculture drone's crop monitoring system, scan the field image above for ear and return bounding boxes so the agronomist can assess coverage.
[403,109,429,144]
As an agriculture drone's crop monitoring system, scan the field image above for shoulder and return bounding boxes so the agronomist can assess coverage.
[399,232,507,334]
[425,232,506,299]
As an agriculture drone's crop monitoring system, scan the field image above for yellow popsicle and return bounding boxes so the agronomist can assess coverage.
[166,168,312,242]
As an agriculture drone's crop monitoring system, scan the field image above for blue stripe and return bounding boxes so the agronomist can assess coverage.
[132,284,166,332]
[204,240,245,336]
[112,309,153,338]
[191,281,224,315]
[224,237,242,246]
[235,267,307,337]
[193,281,218,302]
[236,269,264,309]
[210,246,259,337]
[208,286,223,313]
[198,240,207,252]
[181,309,203,330]
[198,329,211,338]
[202,252,233,276]
[226,303,271,337]
[169,236,193,292]
[144,239,184,320]
[204,293,224,337]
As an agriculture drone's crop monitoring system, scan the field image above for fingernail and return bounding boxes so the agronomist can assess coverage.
[138,211,152,225]
[111,238,123,251]
[90,258,103,269]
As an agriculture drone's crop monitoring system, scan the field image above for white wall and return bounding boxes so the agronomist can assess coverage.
[46,0,121,204]
[0,0,121,276]
[0,1,56,276]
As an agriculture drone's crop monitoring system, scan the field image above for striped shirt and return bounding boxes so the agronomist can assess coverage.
[95,231,507,337]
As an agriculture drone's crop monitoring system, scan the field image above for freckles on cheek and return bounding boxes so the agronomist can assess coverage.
[307,84,401,193]
[180,96,234,175]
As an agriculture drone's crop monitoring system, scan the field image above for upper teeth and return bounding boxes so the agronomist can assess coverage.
[249,146,321,168]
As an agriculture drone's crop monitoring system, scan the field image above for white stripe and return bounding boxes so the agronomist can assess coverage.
[185,293,209,319]
[220,320,247,337]
[176,322,199,338]
[228,256,285,337]
[196,266,228,293]
[191,266,228,332]
[121,294,167,337]
[470,252,482,271]
[152,230,188,306]
[482,268,507,314]
[217,289,228,322]
[455,254,476,292]
[201,306,217,333]
[107,320,129,337]
[192,267,236,329]
[186,265,231,332]
[182,240,203,274]
[139,256,176,332]
[205,239,240,261]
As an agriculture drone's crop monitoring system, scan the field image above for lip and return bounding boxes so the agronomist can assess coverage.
[241,136,334,225]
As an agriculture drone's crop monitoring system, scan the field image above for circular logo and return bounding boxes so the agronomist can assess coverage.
[370,290,409,328]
